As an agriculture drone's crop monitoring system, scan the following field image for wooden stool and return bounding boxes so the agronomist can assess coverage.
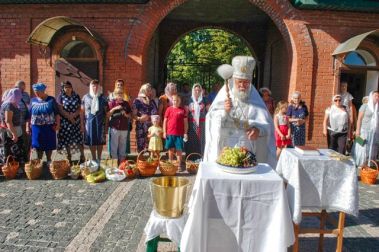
[144,210,187,252]
[293,210,346,252]
[146,236,180,252]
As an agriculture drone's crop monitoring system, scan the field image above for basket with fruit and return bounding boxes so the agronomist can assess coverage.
[159,152,179,176]
[137,150,158,177]
[186,153,202,174]
[119,160,139,179]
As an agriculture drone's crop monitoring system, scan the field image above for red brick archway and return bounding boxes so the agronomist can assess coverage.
[132,0,314,101]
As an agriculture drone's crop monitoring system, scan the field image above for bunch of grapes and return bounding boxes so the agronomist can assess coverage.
[217,147,248,167]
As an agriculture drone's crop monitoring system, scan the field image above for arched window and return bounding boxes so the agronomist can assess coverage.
[343,49,376,67]
[343,52,366,66]
[56,39,99,98]
[60,40,95,59]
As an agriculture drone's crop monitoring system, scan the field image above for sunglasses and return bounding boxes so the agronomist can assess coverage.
[334,99,341,102]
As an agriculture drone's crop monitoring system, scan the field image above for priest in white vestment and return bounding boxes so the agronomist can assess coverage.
[203,56,277,168]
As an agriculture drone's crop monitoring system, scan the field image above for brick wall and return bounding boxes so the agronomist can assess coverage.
[1,0,379,149]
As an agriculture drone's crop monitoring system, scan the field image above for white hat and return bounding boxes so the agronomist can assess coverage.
[232,56,256,80]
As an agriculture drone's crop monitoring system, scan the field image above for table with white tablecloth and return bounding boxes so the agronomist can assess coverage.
[180,162,295,252]
[276,148,359,224]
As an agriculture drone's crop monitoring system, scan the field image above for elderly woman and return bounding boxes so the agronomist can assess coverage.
[57,81,84,163]
[158,82,177,122]
[287,91,309,146]
[26,83,60,162]
[259,87,275,116]
[323,94,350,154]
[14,80,31,155]
[352,91,379,167]
[186,83,208,155]
[132,83,158,152]
[0,88,26,166]
[82,79,108,161]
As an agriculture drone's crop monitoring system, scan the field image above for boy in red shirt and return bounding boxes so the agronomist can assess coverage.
[163,95,188,167]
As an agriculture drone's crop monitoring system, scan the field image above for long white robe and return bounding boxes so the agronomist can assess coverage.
[204,80,277,168]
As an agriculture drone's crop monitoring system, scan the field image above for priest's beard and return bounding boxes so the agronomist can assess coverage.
[233,85,251,103]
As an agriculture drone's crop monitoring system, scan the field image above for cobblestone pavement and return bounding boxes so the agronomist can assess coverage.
[0,163,378,251]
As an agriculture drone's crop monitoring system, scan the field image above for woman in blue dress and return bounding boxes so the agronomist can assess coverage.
[287,91,309,146]
[82,79,108,161]
[26,83,60,162]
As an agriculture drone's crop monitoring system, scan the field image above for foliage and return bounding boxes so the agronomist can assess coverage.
[166,28,252,90]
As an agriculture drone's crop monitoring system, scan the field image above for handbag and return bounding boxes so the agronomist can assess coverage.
[354,136,366,146]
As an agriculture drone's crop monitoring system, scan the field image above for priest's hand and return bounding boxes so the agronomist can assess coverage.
[246,127,259,140]
[224,98,232,113]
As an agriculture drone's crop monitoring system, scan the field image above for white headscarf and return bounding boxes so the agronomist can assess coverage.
[191,83,203,126]
[89,85,102,115]
[165,82,177,103]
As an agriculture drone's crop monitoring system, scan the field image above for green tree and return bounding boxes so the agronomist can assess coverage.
[167,29,252,90]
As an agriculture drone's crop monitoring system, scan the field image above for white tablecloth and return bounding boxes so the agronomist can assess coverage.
[276,148,359,224]
[180,162,294,252]
[144,210,187,245]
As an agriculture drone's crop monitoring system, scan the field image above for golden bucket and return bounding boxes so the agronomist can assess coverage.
[150,176,189,218]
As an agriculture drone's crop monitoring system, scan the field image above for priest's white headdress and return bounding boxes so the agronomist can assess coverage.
[232,56,256,80]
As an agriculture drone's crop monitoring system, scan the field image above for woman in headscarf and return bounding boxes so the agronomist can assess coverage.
[0,88,26,166]
[132,83,157,152]
[82,79,108,161]
[185,83,208,155]
[259,87,275,116]
[352,91,379,167]
[287,91,309,146]
[57,81,84,163]
[158,82,177,123]
[108,79,130,102]
[27,83,61,162]
[322,94,350,154]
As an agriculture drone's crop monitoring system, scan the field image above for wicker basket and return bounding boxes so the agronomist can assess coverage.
[2,156,19,179]
[119,160,138,179]
[159,152,179,176]
[25,160,42,180]
[70,162,81,180]
[137,150,158,177]
[49,153,70,180]
[24,150,42,180]
[186,153,202,174]
[361,160,378,185]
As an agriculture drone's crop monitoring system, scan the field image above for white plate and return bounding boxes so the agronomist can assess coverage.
[216,162,257,174]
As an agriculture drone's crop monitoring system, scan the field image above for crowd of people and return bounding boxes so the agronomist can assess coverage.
[0,65,377,175]
[264,81,378,168]
[0,78,219,174]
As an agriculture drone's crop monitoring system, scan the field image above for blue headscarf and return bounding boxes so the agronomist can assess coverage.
[32,83,47,92]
